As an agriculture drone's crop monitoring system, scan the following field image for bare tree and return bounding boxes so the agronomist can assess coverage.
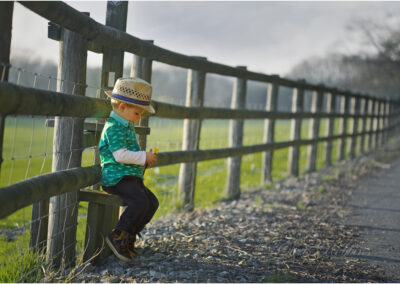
[287,13,400,99]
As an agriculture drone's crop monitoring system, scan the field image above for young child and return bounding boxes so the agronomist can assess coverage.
[99,77,158,263]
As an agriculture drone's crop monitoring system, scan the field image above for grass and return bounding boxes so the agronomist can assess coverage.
[0,247,45,282]
[0,230,45,282]
[0,115,373,281]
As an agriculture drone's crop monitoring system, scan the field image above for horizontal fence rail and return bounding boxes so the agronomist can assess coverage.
[0,165,100,219]
[154,128,394,167]
[0,82,393,120]
[0,82,110,118]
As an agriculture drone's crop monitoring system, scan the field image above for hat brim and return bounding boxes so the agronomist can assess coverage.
[105,90,155,114]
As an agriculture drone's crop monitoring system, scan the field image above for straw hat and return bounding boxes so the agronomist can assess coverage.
[105,77,155,114]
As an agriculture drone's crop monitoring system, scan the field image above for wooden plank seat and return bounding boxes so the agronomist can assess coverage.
[79,189,124,262]
[79,189,125,206]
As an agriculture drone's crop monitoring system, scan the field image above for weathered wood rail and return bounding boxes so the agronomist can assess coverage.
[1,0,400,271]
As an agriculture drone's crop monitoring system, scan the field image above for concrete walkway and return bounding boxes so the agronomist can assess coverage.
[346,157,400,281]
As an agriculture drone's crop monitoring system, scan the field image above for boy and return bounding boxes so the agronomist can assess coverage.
[99,77,158,262]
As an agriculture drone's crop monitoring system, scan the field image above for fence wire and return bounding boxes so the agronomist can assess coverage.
[0,64,109,281]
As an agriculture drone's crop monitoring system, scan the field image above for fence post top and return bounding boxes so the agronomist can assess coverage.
[270,74,280,85]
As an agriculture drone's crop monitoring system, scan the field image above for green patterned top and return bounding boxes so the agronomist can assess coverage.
[99,111,143,186]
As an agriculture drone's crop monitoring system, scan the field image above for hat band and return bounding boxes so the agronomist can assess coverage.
[111,94,150,106]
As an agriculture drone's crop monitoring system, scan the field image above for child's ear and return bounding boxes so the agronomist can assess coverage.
[119,102,126,111]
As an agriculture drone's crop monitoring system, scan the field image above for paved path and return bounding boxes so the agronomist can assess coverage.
[345,157,400,281]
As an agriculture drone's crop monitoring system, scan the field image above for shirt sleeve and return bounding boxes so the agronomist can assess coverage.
[112,148,146,166]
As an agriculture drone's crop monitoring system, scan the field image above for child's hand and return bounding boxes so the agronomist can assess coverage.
[145,149,157,167]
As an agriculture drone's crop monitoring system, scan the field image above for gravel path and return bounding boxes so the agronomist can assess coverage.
[62,139,400,283]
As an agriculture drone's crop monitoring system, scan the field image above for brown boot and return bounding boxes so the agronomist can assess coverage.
[128,233,138,258]
[106,230,132,263]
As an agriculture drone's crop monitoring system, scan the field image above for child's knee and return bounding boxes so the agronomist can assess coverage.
[125,196,148,212]
[149,190,159,206]
[151,197,159,212]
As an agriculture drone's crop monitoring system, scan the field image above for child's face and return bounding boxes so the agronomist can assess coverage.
[117,103,144,123]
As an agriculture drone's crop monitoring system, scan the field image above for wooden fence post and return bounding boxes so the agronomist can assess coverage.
[387,102,392,140]
[92,0,128,177]
[178,57,207,210]
[383,98,390,144]
[394,103,398,137]
[84,1,128,263]
[100,1,128,91]
[367,99,375,151]
[349,97,360,159]
[377,99,383,148]
[0,1,13,177]
[0,1,12,83]
[30,8,69,253]
[378,100,385,147]
[396,104,399,136]
[381,99,386,146]
[261,81,279,185]
[395,103,400,137]
[386,99,391,142]
[324,92,336,166]
[225,66,247,199]
[388,101,395,140]
[47,27,87,269]
[131,40,154,150]
[93,0,128,187]
[338,95,350,160]
[306,90,323,172]
[360,98,368,154]
[374,100,381,149]
[288,84,304,176]
[382,100,387,145]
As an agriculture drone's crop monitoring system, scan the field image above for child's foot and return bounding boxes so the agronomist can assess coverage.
[128,233,138,257]
[106,230,132,263]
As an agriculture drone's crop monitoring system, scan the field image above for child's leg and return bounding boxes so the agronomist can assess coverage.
[106,176,149,235]
[135,183,159,234]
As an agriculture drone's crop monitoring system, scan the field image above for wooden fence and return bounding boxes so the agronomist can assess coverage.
[1,0,400,271]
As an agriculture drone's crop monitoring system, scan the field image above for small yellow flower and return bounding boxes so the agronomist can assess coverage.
[154,147,159,154]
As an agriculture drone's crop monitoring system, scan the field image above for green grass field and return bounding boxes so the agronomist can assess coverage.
[0,115,373,281]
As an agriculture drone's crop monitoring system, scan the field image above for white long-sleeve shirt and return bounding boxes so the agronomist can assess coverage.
[112,148,146,166]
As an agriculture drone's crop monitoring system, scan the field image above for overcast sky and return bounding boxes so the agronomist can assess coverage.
[10,1,400,76]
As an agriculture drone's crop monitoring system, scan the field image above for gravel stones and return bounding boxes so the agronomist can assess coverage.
[72,141,400,283]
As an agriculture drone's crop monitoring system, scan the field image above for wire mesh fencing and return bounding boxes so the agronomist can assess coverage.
[0,63,109,281]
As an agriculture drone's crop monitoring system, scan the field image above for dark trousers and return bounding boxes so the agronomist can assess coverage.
[103,176,159,236]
